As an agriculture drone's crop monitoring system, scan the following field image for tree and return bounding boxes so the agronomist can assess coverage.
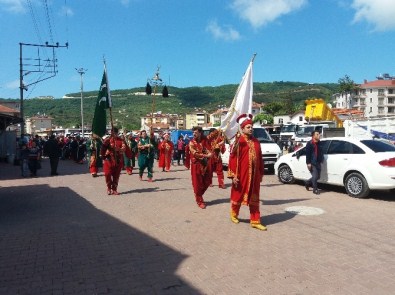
[282,91,296,114]
[338,75,355,93]
[253,113,273,124]
[145,82,152,95]
[262,101,285,116]
[338,75,357,109]
[162,85,169,97]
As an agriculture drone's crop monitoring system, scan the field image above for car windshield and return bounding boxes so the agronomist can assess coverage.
[296,126,323,136]
[361,140,395,152]
[280,125,296,132]
[253,128,273,143]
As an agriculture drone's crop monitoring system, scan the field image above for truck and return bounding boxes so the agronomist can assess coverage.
[293,124,345,142]
[343,117,395,142]
[279,123,298,146]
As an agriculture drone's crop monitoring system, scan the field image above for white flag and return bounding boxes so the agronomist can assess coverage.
[220,59,253,140]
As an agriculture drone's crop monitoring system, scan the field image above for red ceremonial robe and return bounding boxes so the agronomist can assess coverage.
[158,140,174,171]
[100,136,126,192]
[227,134,264,224]
[189,136,212,205]
[184,144,191,169]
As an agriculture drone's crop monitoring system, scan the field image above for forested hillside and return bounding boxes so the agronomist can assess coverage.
[1,81,339,130]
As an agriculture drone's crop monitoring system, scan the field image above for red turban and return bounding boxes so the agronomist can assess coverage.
[236,114,253,128]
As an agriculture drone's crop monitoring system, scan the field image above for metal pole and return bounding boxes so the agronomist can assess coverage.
[76,68,87,138]
[19,43,24,136]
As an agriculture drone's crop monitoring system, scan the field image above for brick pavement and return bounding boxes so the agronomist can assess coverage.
[0,158,395,294]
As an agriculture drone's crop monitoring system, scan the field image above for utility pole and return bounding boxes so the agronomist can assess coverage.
[75,68,87,138]
[19,42,68,136]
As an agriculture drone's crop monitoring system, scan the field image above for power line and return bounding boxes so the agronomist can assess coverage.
[43,0,55,43]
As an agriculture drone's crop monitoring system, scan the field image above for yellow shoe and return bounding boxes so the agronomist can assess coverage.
[231,216,239,224]
[251,223,267,231]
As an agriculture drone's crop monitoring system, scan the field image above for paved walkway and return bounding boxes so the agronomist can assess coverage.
[0,158,394,294]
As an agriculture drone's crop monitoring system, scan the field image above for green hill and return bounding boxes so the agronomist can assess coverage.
[1,81,339,130]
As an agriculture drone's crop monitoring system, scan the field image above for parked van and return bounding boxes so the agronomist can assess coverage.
[222,127,282,173]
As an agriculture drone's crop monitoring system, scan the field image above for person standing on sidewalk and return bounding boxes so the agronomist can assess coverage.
[227,114,267,231]
[27,140,41,177]
[189,126,212,209]
[176,135,186,165]
[305,130,324,195]
[43,134,62,176]
[100,128,126,195]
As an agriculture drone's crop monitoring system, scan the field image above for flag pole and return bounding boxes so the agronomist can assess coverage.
[103,56,117,163]
[220,53,257,141]
[103,56,114,133]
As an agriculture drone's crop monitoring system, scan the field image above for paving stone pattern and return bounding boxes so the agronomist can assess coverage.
[0,158,394,294]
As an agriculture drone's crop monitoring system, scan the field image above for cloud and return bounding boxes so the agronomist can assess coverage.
[351,0,395,31]
[0,0,26,13]
[231,0,307,28]
[206,20,241,41]
[5,80,20,90]
[60,5,74,17]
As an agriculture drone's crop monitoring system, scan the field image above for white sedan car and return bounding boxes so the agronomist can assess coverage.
[274,137,395,198]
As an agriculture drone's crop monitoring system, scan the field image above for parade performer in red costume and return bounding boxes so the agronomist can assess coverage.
[100,127,126,195]
[158,133,174,172]
[184,144,191,169]
[208,128,226,189]
[189,126,212,209]
[227,114,267,231]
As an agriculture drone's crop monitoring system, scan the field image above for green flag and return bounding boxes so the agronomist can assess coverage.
[92,69,112,137]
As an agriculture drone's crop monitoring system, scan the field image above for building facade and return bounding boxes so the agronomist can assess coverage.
[140,112,183,131]
[184,111,209,130]
[333,77,395,118]
[273,111,306,126]
[25,115,53,136]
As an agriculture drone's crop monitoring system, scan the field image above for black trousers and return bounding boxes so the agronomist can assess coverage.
[177,149,185,164]
[50,157,59,175]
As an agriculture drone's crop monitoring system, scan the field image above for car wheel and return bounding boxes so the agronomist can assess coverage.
[344,172,370,198]
[277,164,295,184]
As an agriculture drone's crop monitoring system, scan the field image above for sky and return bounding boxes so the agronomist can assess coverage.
[1,0,395,100]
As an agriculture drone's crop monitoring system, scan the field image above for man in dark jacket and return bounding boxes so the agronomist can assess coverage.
[44,135,62,176]
[305,130,324,195]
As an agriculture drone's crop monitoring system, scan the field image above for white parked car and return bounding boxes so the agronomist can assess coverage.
[274,137,395,198]
[222,127,282,173]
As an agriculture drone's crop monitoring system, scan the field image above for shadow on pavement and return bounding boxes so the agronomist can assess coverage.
[206,197,229,206]
[0,184,200,294]
[262,212,296,226]
[263,198,310,206]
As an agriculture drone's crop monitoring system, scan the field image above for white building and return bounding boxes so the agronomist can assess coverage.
[25,115,53,135]
[185,111,209,129]
[273,111,306,126]
[333,76,395,117]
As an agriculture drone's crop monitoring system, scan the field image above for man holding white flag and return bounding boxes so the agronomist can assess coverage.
[220,54,255,141]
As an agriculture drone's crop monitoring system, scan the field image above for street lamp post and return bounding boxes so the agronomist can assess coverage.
[75,68,87,137]
[148,66,163,132]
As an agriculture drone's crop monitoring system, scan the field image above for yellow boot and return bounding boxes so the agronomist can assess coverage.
[251,223,267,231]
[231,215,239,224]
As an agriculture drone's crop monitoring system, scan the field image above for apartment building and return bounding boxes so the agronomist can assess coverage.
[184,111,209,129]
[25,115,53,135]
[334,76,395,117]
[140,112,183,131]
